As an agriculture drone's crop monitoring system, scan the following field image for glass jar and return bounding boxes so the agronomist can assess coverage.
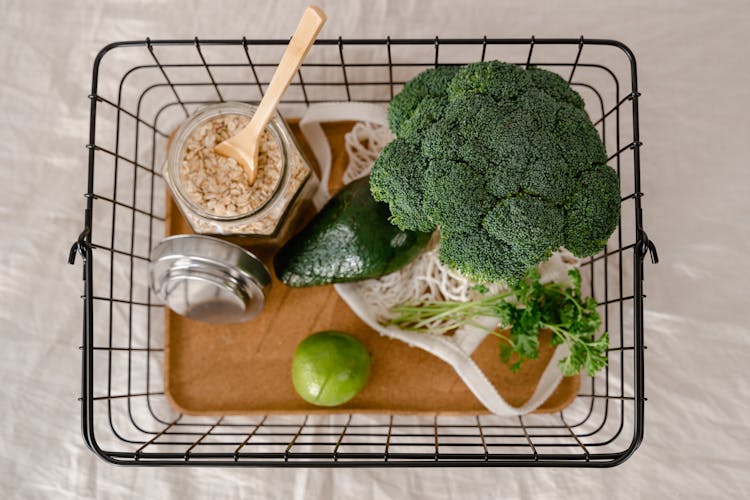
[163,102,318,248]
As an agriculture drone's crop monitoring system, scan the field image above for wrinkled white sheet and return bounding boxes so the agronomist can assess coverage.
[0,0,748,498]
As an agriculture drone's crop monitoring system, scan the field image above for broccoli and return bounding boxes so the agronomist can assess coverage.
[370,61,621,282]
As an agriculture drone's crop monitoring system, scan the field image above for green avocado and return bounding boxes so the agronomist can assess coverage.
[274,176,432,287]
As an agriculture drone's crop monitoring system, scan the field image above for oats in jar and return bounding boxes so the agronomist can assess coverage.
[179,114,283,217]
[164,102,317,243]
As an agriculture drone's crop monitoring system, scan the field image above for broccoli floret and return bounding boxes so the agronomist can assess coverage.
[370,139,434,232]
[483,92,579,203]
[442,93,512,143]
[443,93,516,155]
[527,67,585,109]
[507,89,559,133]
[422,94,505,174]
[421,118,465,163]
[522,144,575,205]
[397,96,447,144]
[439,228,531,283]
[485,89,605,204]
[554,104,608,169]
[372,61,620,281]
[388,65,461,137]
[564,163,621,257]
[483,197,565,264]
[449,60,531,102]
[423,160,494,230]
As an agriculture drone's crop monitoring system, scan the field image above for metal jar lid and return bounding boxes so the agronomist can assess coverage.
[149,235,271,324]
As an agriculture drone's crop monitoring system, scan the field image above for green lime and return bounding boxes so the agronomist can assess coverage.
[292,331,371,407]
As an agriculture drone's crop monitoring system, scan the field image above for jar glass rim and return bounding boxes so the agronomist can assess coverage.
[166,102,289,222]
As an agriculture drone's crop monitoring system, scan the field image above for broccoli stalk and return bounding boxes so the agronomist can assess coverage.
[370,61,620,282]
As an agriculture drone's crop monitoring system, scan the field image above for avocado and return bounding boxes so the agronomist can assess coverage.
[274,177,432,287]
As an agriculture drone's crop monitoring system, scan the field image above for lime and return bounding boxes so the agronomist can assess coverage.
[292,331,371,407]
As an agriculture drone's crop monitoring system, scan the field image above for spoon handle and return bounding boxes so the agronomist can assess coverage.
[232,6,327,152]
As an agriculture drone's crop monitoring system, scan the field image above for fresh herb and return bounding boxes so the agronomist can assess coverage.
[388,268,608,376]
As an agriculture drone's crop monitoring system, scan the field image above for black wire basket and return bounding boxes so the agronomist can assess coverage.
[69,37,658,467]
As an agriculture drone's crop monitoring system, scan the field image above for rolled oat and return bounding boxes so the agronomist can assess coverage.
[179,114,282,217]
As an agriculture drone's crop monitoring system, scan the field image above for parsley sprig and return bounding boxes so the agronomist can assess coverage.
[388,268,608,376]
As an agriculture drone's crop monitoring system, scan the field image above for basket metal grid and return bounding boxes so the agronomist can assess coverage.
[69,37,657,467]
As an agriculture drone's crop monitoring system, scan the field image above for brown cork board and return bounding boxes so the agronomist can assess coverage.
[163,119,580,415]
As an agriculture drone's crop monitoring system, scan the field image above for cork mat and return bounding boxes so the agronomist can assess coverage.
[163,119,580,415]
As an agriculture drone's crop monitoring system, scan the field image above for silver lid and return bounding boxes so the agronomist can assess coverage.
[149,235,271,324]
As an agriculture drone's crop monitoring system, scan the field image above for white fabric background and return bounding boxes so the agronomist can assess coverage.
[1,0,748,498]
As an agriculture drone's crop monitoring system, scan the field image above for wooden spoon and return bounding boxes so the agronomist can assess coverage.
[214,5,327,185]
